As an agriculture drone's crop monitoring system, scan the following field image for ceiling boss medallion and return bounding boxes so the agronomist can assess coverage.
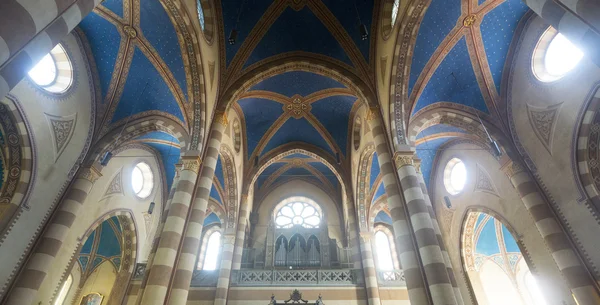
[284,95,311,119]
[463,14,477,27]
[123,25,137,38]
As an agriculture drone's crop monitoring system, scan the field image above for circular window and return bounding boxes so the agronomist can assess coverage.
[275,197,322,229]
[132,162,154,198]
[28,44,73,93]
[444,158,466,195]
[533,28,584,82]
[391,0,400,27]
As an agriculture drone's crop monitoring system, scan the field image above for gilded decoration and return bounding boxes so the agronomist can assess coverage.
[80,166,102,183]
[463,14,477,27]
[181,156,201,173]
[214,111,229,127]
[284,95,311,119]
[123,25,137,38]
[393,152,414,169]
[366,107,379,122]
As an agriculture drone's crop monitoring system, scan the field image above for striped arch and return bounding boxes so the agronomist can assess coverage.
[196,224,222,270]
[380,0,400,40]
[52,209,138,305]
[207,198,227,227]
[576,86,600,215]
[356,144,375,231]
[408,107,490,145]
[87,115,189,166]
[220,146,238,228]
[369,198,390,228]
[0,95,34,239]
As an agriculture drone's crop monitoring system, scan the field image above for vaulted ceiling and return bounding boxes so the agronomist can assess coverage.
[78,217,123,279]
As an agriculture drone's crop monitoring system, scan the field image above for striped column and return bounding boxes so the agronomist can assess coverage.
[394,153,457,305]
[367,109,430,305]
[139,154,201,305]
[360,232,382,305]
[136,164,182,305]
[6,166,102,305]
[501,159,600,305]
[232,194,250,270]
[214,233,236,305]
[414,158,464,305]
[347,202,362,269]
[0,0,103,99]
[523,0,600,66]
[166,112,227,305]
[553,0,600,35]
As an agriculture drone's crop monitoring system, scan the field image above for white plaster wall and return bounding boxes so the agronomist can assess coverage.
[0,32,94,297]
[508,15,600,279]
[36,147,164,303]
[431,142,574,305]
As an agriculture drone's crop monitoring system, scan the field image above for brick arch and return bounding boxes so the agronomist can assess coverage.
[220,145,238,228]
[52,209,138,305]
[0,95,34,240]
[87,115,189,166]
[356,144,375,230]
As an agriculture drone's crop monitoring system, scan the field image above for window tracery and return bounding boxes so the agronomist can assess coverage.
[275,200,321,229]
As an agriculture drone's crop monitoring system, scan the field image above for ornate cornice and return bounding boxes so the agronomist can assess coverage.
[80,166,103,183]
[181,156,202,173]
[393,151,414,169]
[214,111,229,127]
[500,160,524,179]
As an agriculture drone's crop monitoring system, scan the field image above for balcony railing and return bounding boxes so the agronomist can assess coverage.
[376,270,406,286]
[229,269,364,286]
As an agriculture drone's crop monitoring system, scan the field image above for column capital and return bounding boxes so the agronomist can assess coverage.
[359,232,373,243]
[413,157,422,174]
[393,151,415,169]
[366,107,379,122]
[214,111,229,127]
[500,159,525,178]
[79,165,102,183]
[222,233,236,245]
[181,155,202,173]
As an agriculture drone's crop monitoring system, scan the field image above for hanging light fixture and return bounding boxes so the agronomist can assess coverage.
[229,0,246,45]
[354,0,368,41]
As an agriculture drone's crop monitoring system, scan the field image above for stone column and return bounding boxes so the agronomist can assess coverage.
[166,112,227,305]
[552,0,600,36]
[359,232,382,305]
[0,0,103,99]
[367,109,430,305]
[232,194,250,270]
[136,163,182,305]
[413,158,464,305]
[347,201,363,269]
[501,159,600,305]
[522,0,600,66]
[139,154,201,305]
[6,166,102,305]
[214,233,236,305]
[393,152,457,305]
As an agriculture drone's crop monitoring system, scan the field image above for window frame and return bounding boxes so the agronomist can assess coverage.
[197,225,222,270]
[273,196,323,229]
[131,161,154,199]
[373,225,400,271]
[27,43,74,94]
[532,27,583,83]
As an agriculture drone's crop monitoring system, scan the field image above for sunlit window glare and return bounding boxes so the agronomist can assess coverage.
[196,0,205,30]
[275,201,321,228]
[525,272,548,305]
[202,231,221,270]
[450,161,466,192]
[28,53,57,87]
[54,275,72,305]
[132,162,154,198]
[375,231,394,271]
[391,0,400,27]
[545,33,583,77]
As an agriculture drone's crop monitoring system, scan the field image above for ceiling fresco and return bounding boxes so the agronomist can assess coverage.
[79,0,193,137]
[235,71,359,161]
[405,0,531,187]
[78,217,123,278]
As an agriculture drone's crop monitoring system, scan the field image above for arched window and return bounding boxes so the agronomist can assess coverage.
[54,275,73,305]
[444,158,466,195]
[196,0,205,30]
[533,27,584,82]
[391,0,400,27]
[202,231,221,270]
[131,162,154,199]
[374,231,394,271]
[28,44,73,93]
[274,197,322,229]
